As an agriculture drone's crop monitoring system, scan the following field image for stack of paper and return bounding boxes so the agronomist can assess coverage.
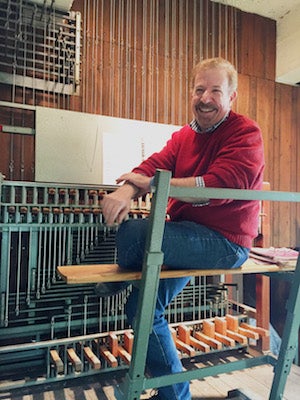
[250,247,299,266]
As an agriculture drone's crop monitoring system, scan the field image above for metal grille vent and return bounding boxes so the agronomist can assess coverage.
[0,0,81,95]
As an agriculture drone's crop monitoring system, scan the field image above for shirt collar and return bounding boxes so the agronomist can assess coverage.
[189,111,229,134]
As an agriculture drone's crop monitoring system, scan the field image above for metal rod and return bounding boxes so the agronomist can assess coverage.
[15,229,22,315]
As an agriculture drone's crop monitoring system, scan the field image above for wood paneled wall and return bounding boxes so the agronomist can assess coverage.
[0,0,299,247]
[76,0,238,120]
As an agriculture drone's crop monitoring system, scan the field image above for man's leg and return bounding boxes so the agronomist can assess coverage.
[126,278,191,400]
[116,219,249,399]
[117,219,249,271]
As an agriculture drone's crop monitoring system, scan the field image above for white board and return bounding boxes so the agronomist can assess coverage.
[35,107,180,184]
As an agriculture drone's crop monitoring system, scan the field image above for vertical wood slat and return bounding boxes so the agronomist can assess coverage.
[295,89,300,246]
[291,87,300,247]
[237,11,276,81]
[75,0,238,123]
[273,84,294,246]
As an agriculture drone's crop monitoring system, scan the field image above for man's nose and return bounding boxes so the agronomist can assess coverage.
[201,90,211,102]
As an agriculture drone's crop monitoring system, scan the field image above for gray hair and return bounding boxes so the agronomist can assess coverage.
[191,57,238,93]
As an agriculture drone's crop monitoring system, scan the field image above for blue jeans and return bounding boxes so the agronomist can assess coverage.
[116,219,249,400]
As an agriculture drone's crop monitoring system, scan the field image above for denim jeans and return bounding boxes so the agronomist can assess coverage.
[116,219,249,400]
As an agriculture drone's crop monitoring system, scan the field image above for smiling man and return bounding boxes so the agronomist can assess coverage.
[190,58,237,132]
[100,57,265,400]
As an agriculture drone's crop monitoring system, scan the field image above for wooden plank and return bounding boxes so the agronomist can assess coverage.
[57,259,296,285]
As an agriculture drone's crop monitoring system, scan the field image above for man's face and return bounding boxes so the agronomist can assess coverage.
[191,67,237,130]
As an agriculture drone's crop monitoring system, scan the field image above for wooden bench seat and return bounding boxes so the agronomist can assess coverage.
[57,259,296,285]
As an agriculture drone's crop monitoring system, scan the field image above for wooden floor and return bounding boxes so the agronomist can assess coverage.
[1,359,299,400]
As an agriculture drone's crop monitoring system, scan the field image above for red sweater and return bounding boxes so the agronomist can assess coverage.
[133,111,265,248]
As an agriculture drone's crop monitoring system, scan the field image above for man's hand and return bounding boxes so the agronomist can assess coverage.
[101,184,134,226]
[101,173,151,226]
[116,172,152,195]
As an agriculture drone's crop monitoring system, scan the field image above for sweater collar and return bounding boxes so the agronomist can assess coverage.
[190,111,230,134]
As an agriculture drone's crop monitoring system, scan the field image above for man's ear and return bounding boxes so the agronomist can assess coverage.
[230,90,237,103]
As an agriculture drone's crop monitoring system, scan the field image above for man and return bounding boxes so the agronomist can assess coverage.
[100,57,265,400]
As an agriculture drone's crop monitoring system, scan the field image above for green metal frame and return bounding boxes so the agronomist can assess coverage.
[115,169,300,400]
[0,172,230,390]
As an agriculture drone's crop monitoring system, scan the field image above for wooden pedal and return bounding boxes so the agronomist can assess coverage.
[67,348,83,372]
[104,332,132,366]
[123,330,134,354]
[117,346,131,364]
[170,327,196,356]
[238,326,260,340]
[226,330,248,345]
[194,331,222,350]
[226,314,239,332]
[202,320,215,337]
[108,332,119,357]
[177,325,210,353]
[212,317,235,346]
[50,349,64,374]
[214,332,235,347]
[99,345,118,367]
[83,346,101,370]
[202,319,235,347]
[214,317,227,336]
[240,322,270,337]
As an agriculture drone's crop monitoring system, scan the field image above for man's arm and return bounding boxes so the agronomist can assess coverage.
[101,173,152,226]
[101,173,208,226]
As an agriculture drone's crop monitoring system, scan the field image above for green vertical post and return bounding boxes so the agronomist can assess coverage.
[116,170,171,400]
[269,259,300,399]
